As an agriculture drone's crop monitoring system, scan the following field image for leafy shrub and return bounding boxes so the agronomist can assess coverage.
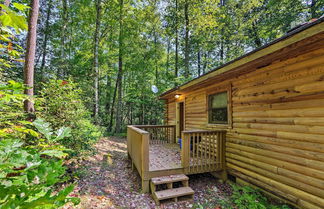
[191,184,291,209]
[0,3,28,81]
[0,81,79,208]
[226,184,291,209]
[35,79,102,156]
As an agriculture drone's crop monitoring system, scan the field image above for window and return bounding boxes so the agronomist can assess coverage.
[208,91,228,124]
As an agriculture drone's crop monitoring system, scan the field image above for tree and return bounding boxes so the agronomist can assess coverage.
[24,0,39,113]
[115,0,124,133]
[93,0,102,121]
[39,0,53,81]
[184,0,190,78]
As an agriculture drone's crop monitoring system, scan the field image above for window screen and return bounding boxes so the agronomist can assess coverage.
[208,91,228,124]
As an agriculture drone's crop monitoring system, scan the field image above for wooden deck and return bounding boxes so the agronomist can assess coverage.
[127,125,226,193]
[149,143,181,171]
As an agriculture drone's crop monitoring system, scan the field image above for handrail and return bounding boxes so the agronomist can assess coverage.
[134,125,176,128]
[182,129,226,134]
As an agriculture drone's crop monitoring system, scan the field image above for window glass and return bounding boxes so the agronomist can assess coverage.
[208,91,228,124]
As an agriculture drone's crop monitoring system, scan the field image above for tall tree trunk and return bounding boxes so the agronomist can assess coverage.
[24,0,39,113]
[40,0,52,82]
[197,47,201,76]
[166,37,170,73]
[115,0,123,133]
[93,0,102,121]
[58,0,68,78]
[202,51,207,74]
[108,79,117,132]
[154,31,158,85]
[105,74,111,125]
[174,0,179,86]
[184,0,190,78]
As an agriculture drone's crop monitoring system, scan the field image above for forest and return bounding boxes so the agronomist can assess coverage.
[0,0,323,208]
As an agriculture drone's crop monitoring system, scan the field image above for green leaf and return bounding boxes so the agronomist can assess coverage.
[55,127,71,141]
[12,3,30,11]
[33,118,53,140]
[40,150,68,158]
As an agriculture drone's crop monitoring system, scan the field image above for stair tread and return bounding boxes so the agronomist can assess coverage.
[154,187,194,200]
[151,174,189,185]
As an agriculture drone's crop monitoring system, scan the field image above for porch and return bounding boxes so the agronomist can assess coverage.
[127,125,226,193]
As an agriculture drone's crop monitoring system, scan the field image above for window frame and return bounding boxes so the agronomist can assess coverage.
[206,84,232,128]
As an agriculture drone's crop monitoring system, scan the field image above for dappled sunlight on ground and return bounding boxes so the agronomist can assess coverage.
[63,137,232,209]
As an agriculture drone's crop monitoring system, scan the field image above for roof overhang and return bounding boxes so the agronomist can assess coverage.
[160,17,324,100]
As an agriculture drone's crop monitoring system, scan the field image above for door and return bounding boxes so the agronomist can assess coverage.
[176,102,185,139]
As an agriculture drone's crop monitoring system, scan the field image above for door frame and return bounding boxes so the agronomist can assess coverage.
[176,101,185,140]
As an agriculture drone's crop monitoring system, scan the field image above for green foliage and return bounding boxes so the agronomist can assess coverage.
[0,82,79,208]
[0,80,27,123]
[225,185,291,209]
[35,79,101,156]
[0,3,28,80]
[191,184,291,209]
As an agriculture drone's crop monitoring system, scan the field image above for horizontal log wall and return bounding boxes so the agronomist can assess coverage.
[166,46,324,208]
[167,101,176,125]
[228,47,324,208]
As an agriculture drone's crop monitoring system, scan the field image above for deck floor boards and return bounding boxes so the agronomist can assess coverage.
[149,142,220,173]
[149,143,182,171]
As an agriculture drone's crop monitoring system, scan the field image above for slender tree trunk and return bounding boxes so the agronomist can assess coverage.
[93,0,102,121]
[108,79,117,132]
[202,51,207,74]
[40,0,52,82]
[24,0,39,113]
[184,0,190,78]
[115,0,123,133]
[197,47,201,76]
[166,37,170,73]
[174,0,179,86]
[105,74,111,125]
[58,0,67,78]
[154,31,158,85]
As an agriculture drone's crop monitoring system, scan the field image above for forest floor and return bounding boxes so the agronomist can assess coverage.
[63,137,233,209]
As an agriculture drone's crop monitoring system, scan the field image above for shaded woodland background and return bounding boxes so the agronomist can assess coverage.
[2,0,323,133]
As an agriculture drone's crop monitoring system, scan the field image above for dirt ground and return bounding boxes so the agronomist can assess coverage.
[64,137,232,209]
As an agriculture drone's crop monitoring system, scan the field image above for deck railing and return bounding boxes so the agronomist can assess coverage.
[181,130,226,174]
[127,125,176,192]
[134,125,176,144]
[127,125,149,178]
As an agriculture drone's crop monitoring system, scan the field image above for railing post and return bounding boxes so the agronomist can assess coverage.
[141,132,150,193]
[219,131,227,182]
[181,131,190,173]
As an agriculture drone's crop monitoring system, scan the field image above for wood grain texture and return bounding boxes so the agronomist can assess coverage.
[164,36,324,208]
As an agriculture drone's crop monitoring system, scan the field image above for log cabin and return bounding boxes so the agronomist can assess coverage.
[127,17,324,207]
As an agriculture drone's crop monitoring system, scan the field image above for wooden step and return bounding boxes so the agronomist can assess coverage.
[154,186,194,201]
[151,174,189,185]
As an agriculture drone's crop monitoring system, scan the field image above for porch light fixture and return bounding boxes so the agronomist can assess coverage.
[175,94,181,99]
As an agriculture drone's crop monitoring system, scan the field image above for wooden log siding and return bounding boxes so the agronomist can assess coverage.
[167,102,176,125]
[165,46,324,208]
